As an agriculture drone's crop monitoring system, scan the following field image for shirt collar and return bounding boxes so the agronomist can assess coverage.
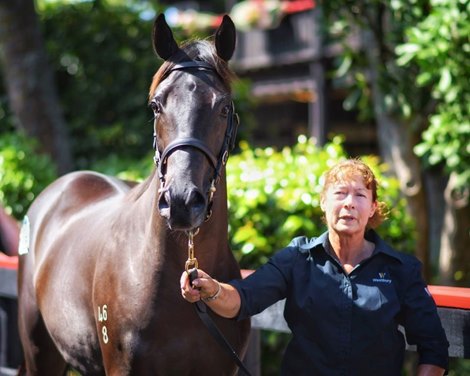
[364,229,404,263]
[298,231,328,251]
[299,229,404,264]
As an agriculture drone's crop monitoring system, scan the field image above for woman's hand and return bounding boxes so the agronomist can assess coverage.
[180,269,242,319]
[180,268,219,303]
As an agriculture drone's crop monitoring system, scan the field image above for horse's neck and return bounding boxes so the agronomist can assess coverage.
[193,180,230,270]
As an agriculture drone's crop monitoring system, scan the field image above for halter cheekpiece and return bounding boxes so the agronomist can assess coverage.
[152,60,239,222]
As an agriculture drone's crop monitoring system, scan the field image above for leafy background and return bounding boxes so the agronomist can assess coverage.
[1,1,467,374]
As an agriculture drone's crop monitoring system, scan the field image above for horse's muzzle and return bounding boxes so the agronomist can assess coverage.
[158,187,207,230]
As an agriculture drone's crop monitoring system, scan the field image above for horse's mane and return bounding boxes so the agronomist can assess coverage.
[148,39,236,100]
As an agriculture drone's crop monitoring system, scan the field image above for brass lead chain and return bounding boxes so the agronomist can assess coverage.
[185,229,199,272]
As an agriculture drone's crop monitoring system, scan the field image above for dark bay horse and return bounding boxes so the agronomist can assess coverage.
[17,14,250,376]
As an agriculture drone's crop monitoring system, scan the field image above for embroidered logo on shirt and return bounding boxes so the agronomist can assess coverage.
[372,272,392,284]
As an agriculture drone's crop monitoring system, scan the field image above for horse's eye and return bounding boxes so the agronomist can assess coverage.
[150,101,161,114]
[221,104,231,117]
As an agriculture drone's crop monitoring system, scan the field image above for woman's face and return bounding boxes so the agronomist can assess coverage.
[321,176,377,236]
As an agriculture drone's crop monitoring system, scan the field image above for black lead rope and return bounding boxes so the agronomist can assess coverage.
[188,269,252,376]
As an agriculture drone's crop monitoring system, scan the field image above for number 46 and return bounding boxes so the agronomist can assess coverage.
[98,305,108,322]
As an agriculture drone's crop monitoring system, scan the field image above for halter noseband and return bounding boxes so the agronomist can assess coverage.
[152,60,239,221]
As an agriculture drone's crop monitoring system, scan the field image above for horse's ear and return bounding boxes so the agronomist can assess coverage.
[215,15,236,62]
[152,13,180,60]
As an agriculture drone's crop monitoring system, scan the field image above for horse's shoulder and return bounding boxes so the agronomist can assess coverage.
[28,171,132,222]
[56,170,131,202]
[25,171,132,258]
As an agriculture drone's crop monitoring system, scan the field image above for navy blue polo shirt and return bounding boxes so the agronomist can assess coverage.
[230,230,448,375]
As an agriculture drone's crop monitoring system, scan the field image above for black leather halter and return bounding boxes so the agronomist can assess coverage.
[152,61,239,220]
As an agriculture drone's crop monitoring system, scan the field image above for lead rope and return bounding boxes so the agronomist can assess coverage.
[185,231,252,376]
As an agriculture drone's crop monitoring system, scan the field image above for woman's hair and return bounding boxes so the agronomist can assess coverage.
[321,159,388,228]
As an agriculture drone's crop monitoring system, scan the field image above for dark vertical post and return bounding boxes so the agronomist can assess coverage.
[309,60,326,145]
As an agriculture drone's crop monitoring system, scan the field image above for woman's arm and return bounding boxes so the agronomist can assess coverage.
[417,364,445,376]
[401,261,449,373]
[180,269,241,318]
[180,245,298,319]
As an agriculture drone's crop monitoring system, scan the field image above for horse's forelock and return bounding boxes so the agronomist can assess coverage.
[148,40,235,101]
[148,60,173,101]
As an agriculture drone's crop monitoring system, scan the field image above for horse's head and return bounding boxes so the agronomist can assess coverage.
[149,14,238,231]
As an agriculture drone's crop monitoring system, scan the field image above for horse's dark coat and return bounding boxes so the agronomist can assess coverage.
[18,14,249,376]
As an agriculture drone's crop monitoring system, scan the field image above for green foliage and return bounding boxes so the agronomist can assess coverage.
[0,1,253,178]
[227,136,415,269]
[448,357,470,376]
[105,136,415,267]
[0,133,57,219]
[322,0,469,191]
[91,152,154,182]
[260,331,290,375]
[231,79,258,146]
[18,2,253,172]
[323,1,431,121]
[396,0,470,190]
[39,2,163,168]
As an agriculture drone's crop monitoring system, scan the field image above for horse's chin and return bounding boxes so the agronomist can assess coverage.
[159,209,205,232]
[167,222,201,232]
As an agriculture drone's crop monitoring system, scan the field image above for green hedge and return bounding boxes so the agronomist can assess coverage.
[91,135,415,266]
[39,3,160,168]
[227,135,415,269]
[0,132,57,219]
[0,132,414,258]
[93,135,416,273]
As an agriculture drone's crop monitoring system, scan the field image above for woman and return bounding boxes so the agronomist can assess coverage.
[181,159,448,375]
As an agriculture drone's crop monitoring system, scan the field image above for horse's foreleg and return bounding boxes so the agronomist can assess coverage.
[18,307,67,376]
[18,267,67,375]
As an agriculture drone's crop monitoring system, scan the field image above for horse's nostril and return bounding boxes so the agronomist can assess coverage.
[158,187,206,228]
[158,191,170,216]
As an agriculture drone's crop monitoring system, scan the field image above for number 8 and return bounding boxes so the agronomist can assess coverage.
[102,326,109,344]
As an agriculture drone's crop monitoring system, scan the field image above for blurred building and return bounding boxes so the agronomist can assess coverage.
[162,0,378,156]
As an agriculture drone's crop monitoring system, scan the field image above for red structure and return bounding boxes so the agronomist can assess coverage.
[0,254,17,270]
[429,285,470,310]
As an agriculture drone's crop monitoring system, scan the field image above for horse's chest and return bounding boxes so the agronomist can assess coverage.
[102,323,239,376]
[92,295,237,373]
